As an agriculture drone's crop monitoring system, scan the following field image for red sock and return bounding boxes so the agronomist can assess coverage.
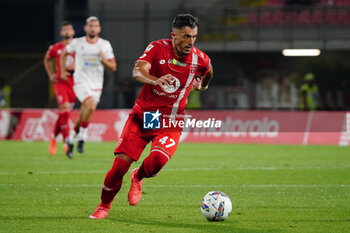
[74,125,79,134]
[53,114,61,137]
[80,121,89,128]
[136,149,169,180]
[100,157,131,209]
[59,111,70,141]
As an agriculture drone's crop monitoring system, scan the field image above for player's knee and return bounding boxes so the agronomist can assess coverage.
[59,102,71,110]
[115,153,134,164]
[83,98,96,112]
[87,107,95,115]
[85,104,96,115]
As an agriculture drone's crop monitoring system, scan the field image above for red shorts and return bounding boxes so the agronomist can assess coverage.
[53,83,76,106]
[114,105,182,161]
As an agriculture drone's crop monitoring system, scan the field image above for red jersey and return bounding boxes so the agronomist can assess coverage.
[136,39,211,118]
[46,41,75,86]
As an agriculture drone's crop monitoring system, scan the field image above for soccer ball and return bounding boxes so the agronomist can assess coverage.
[200,191,232,221]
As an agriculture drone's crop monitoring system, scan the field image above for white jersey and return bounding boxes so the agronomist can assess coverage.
[66,36,114,90]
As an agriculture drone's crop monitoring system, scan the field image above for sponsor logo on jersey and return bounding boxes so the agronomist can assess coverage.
[83,55,99,66]
[143,110,161,129]
[152,89,178,99]
[168,58,187,67]
[162,76,180,93]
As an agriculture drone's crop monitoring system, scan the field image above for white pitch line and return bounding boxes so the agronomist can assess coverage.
[165,167,350,171]
[0,166,349,176]
[0,183,349,188]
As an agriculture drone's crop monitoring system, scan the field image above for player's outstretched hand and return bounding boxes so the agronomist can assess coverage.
[49,73,58,83]
[60,71,70,81]
[156,74,176,90]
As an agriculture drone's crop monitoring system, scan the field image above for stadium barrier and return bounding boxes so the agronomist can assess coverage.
[0,109,349,146]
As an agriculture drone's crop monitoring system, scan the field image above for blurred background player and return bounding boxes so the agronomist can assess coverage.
[43,21,75,155]
[0,77,11,108]
[299,72,319,111]
[89,14,213,219]
[61,16,117,158]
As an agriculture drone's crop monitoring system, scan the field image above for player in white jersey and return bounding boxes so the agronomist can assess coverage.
[60,16,117,158]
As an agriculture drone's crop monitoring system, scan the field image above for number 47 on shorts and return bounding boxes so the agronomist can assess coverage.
[158,136,175,148]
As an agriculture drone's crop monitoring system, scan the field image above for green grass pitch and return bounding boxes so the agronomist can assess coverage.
[0,141,349,233]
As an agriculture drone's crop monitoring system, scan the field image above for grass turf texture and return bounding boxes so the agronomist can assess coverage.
[0,141,349,233]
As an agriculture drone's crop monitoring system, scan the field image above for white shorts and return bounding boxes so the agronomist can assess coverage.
[74,82,102,104]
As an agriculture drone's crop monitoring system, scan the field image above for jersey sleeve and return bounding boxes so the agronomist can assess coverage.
[46,45,55,59]
[103,41,115,60]
[66,38,77,53]
[197,53,211,77]
[136,41,160,67]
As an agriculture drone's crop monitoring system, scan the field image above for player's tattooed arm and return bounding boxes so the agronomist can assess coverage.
[60,48,70,81]
[133,61,175,90]
[193,65,213,91]
[43,54,58,83]
[99,51,117,72]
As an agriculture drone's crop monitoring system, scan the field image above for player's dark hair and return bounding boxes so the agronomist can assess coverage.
[172,14,199,29]
[61,21,73,27]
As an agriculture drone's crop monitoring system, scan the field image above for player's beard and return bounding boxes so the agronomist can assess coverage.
[183,49,191,55]
[183,45,192,55]
[63,36,72,40]
[87,33,97,39]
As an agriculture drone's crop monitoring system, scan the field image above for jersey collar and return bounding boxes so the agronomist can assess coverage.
[85,36,99,44]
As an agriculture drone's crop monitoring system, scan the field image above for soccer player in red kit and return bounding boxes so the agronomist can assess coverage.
[89,14,213,219]
[43,21,75,155]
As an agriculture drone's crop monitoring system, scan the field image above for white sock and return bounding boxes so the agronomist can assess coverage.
[79,127,88,141]
[68,129,77,143]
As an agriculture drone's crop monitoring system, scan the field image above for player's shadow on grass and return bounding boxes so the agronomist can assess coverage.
[243,218,350,223]
[108,217,282,233]
[1,215,281,232]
